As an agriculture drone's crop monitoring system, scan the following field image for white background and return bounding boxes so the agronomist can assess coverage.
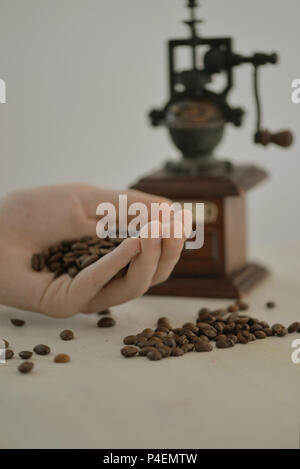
[0,0,299,247]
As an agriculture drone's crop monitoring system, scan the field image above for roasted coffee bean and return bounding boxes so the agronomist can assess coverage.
[264,328,274,337]
[258,321,270,329]
[54,353,71,363]
[197,322,211,330]
[272,324,285,334]
[1,339,9,349]
[237,331,250,344]
[121,346,138,358]
[181,343,194,353]
[171,347,184,357]
[216,337,234,349]
[19,351,33,360]
[147,350,162,361]
[254,330,267,339]
[60,330,74,341]
[202,327,217,339]
[194,342,213,352]
[250,324,263,333]
[190,335,209,344]
[147,337,163,347]
[153,331,167,339]
[49,252,63,263]
[18,361,34,374]
[136,337,149,348]
[98,309,111,315]
[142,328,154,339]
[197,311,214,323]
[139,346,157,357]
[155,326,170,334]
[163,336,176,348]
[227,305,240,313]
[123,335,137,345]
[276,327,288,337]
[158,346,172,357]
[214,322,224,333]
[250,334,257,341]
[31,253,45,272]
[33,344,50,356]
[236,300,249,311]
[288,322,300,333]
[236,316,250,325]
[5,349,14,360]
[175,335,188,346]
[182,322,195,329]
[266,301,276,309]
[223,323,236,333]
[227,334,238,344]
[157,317,171,330]
[182,329,196,339]
[10,318,25,327]
[97,317,116,328]
[68,266,79,278]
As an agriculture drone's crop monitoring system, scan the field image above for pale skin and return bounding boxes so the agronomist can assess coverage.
[0,183,189,318]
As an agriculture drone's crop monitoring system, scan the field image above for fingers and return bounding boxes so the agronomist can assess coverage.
[151,210,193,286]
[66,237,141,309]
[83,222,162,312]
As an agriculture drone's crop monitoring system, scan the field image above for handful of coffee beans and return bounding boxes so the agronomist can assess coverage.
[120,301,300,361]
[31,236,124,279]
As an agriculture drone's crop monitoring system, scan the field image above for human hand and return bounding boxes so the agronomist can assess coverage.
[0,183,190,317]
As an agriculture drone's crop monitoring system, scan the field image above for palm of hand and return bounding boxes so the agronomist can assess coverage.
[0,184,186,317]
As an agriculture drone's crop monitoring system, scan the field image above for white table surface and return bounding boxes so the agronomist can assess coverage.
[1,244,300,449]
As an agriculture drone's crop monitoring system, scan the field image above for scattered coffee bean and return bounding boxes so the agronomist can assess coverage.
[54,353,71,363]
[10,318,25,327]
[123,335,137,345]
[34,344,51,356]
[236,300,249,311]
[194,342,213,352]
[288,322,300,333]
[60,330,74,341]
[254,330,267,339]
[142,328,154,339]
[19,351,33,360]
[139,346,156,357]
[121,346,138,358]
[216,337,234,349]
[171,347,184,357]
[266,301,276,309]
[18,361,34,374]
[97,317,116,328]
[1,339,9,349]
[147,350,163,361]
[31,253,45,272]
[5,349,14,360]
[181,343,194,353]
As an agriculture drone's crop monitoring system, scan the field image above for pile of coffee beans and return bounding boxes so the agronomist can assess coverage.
[31,236,124,279]
[120,301,300,361]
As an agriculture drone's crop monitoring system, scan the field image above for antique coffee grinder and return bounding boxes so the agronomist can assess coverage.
[131,0,293,298]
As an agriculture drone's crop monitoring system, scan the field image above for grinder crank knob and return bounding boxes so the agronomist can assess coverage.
[254,129,294,148]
